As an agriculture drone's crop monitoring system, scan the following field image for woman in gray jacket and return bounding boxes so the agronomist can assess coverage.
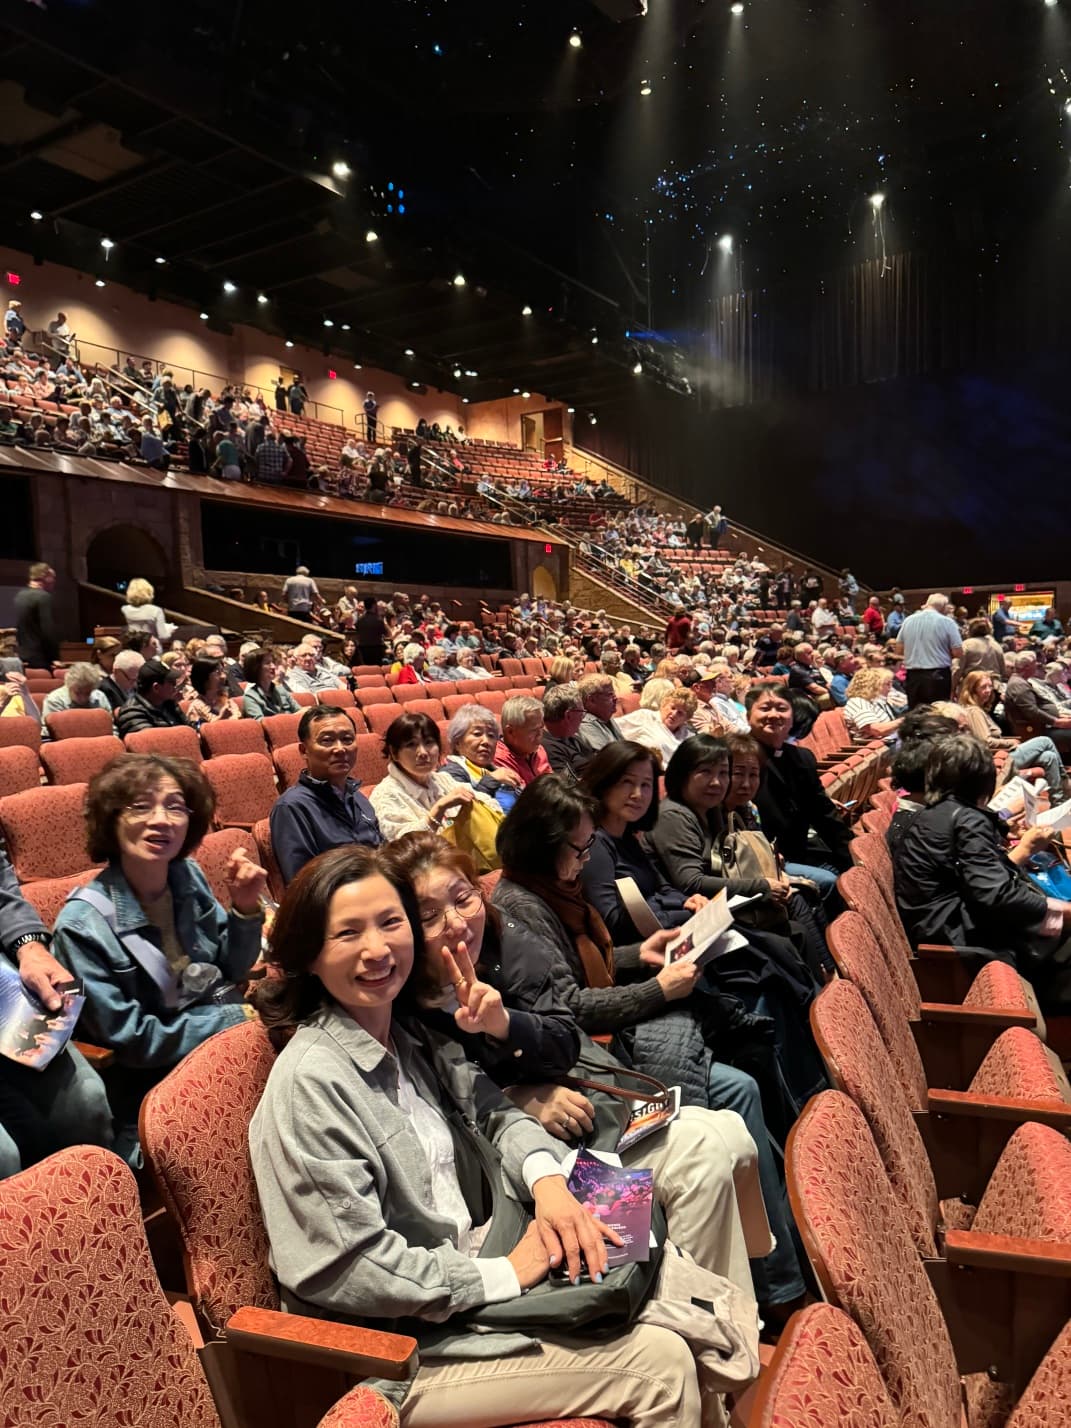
[249,844,708,1427]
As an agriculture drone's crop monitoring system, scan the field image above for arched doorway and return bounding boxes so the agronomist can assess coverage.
[531,563,557,601]
[85,525,169,597]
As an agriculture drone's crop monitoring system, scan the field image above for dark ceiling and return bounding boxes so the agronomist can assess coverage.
[1,0,1068,415]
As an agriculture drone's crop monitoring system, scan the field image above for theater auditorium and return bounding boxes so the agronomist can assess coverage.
[0,1,1069,1425]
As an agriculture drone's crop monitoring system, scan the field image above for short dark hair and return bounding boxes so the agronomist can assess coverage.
[664,734,729,803]
[496,774,599,879]
[923,733,996,807]
[135,658,174,695]
[85,754,214,862]
[189,658,221,699]
[724,732,763,766]
[580,740,662,833]
[897,707,959,747]
[241,647,269,683]
[253,846,424,1034]
[745,681,791,712]
[124,631,156,657]
[298,704,355,743]
[382,710,440,760]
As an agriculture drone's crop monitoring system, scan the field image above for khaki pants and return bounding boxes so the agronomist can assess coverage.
[402,1322,709,1427]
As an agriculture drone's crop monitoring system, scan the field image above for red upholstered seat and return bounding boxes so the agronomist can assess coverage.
[0,715,41,752]
[0,1145,398,1428]
[392,683,430,703]
[354,686,395,707]
[199,719,268,760]
[353,732,389,787]
[317,688,356,709]
[272,743,306,790]
[0,743,41,795]
[252,817,286,903]
[423,681,456,700]
[0,783,100,883]
[21,868,100,928]
[476,691,509,716]
[123,724,203,763]
[45,707,115,741]
[442,693,477,718]
[260,712,304,752]
[363,703,407,739]
[202,754,278,829]
[40,734,123,786]
[192,828,259,908]
[848,830,898,915]
[971,1120,1071,1242]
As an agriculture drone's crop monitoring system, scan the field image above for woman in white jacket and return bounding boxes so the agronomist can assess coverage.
[120,578,176,646]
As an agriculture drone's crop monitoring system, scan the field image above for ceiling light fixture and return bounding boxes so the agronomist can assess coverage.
[633,362,643,375]
[365,229,379,243]
[100,237,114,251]
[454,367,463,378]
[639,81,652,96]
[462,396,470,404]
[155,255,167,265]
[29,210,42,221]
[730,2,744,14]
[285,339,294,348]
[521,390,531,399]
[589,413,598,425]
[256,292,268,304]
[718,233,734,252]
[332,160,351,179]
[521,304,533,316]
[453,273,466,287]
[323,318,334,328]
[222,280,237,294]
[591,334,599,344]
[341,322,351,331]
[869,191,886,209]
[404,347,415,356]
[95,279,106,288]
[567,406,576,414]
[199,312,209,321]
[353,363,362,370]
[568,31,582,48]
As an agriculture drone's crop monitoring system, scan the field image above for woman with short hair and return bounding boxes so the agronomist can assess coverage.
[52,753,266,1162]
[120,578,176,645]
[185,657,242,727]
[241,647,299,720]
[395,641,427,686]
[443,704,523,813]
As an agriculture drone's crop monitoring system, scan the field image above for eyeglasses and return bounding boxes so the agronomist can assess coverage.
[419,887,484,939]
[124,798,190,822]
[566,833,597,856]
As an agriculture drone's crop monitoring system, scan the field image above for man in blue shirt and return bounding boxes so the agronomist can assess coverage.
[269,707,381,884]
[828,652,857,708]
[991,598,1017,643]
[894,593,963,707]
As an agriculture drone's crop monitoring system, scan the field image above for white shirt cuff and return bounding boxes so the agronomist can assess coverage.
[521,1151,567,1194]
[474,1256,522,1304]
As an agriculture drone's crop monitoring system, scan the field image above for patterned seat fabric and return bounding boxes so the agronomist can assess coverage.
[751,1303,899,1428]
[787,1092,963,1428]
[45,707,114,741]
[848,831,898,915]
[122,724,204,763]
[272,743,306,790]
[21,867,100,929]
[1007,1320,1071,1428]
[0,743,41,795]
[200,719,268,760]
[203,753,278,829]
[964,960,1038,1018]
[0,714,42,752]
[192,828,260,910]
[972,1121,1071,1241]
[967,1027,1071,1105]
[0,782,100,881]
[260,712,304,752]
[40,734,123,786]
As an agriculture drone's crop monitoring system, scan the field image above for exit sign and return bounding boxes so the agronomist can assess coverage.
[5,272,20,286]
[1014,584,1025,592]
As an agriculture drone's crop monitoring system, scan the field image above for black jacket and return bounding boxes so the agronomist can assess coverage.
[115,694,189,737]
[754,744,852,870]
[648,799,769,901]
[893,797,1048,964]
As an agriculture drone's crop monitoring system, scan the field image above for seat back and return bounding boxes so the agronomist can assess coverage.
[832,885,921,1020]
[252,817,285,903]
[316,688,356,709]
[402,698,444,723]
[260,712,304,752]
[0,743,40,795]
[499,658,523,677]
[442,693,476,719]
[423,681,456,700]
[140,1021,280,1335]
[363,703,406,739]
[272,743,306,790]
[192,828,259,908]
[0,1146,219,1428]
[811,980,939,1257]
[353,732,389,788]
[199,720,268,760]
[1008,1320,1071,1428]
[40,735,123,787]
[860,807,892,837]
[202,754,278,829]
[786,1091,961,1428]
[45,708,115,741]
[476,691,508,716]
[21,868,100,929]
[354,686,395,707]
[849,831,898,915]
[827,912,927,1109]
[0,715,41,752]
[750,1303,899,1428]
[291,691,316,707]
[838,864,915,971]
[122,724,204,763]
[521,659,545,679]
[0,783,98,881]
[972,1121,1071,1241]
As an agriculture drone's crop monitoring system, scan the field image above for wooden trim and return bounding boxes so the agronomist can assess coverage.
[918,1003,1036,1029]
[944,1230,1071,1278]
[225,1306,417,1379]
[927,1089,1071,1127]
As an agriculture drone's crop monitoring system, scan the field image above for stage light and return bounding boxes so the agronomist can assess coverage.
[285,339,294,348]
[341,323,351,331]
[453,273,466,287]
[718,234,734,253]
[100,237,114,251]
[730,2,744,13]
[869,191,886,209]
[404,348,415,356]
[332,160,351,179]
[589,413,598,425]
[1044,0,1058,10]
[522,390,531,399]
[521,304,533,316]
[568,31,582,49]
[591,333,599,344]
[95,279,106,288]
[222,280,237,294]
[567,406,576,414]
[353,363,362,370]
[454,367,463,378]
[323,318,334,328]
[199,312,209,321]
[256,292,268,304]
[633,362,643,375]
[365,230,379,243]
[155,255,167,265]
[639,80,652,97]
[462,397,470,404]
[29,210,42,221]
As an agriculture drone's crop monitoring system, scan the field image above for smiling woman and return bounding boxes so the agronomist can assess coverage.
[51,753,266,1166]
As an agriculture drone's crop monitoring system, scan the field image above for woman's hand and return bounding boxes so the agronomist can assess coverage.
[530,1174,623,1284]
[656,959,701,1001]
[444,942,511,1041]
[504,1083,595,1141]
[487,766,524,790]
[764,877,792,903]
[225,848,269,915]
[638,927,679,969]
[683,893,709,913]
[506,1221,556,1290]
[430,785,474,823]
[1009,825,1056,864]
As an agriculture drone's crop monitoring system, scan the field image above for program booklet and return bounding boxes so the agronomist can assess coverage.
[616,1085,681,1155]
[566,1148,654,1267]
[0,959,85,1071]
[663,888,757,969]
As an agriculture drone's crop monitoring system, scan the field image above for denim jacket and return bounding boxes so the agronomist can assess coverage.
[52,858,261,1071]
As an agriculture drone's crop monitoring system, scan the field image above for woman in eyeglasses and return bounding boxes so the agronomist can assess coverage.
[52,753,267,1165]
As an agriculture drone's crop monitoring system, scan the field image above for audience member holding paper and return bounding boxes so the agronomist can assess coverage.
[954,671,1068,798]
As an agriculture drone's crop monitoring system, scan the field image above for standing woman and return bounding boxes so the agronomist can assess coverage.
[250,845,706,1427]
[52,754,266,1164]
[121,578,177,647]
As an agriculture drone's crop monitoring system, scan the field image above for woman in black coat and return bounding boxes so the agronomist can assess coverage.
[894,733,1071,1010]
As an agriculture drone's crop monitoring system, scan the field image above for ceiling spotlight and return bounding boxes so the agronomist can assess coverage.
[568,31,582,49]
[29,210,42,221]
[639,80,652,97]
[730,2,744,13]
[513,388,521,395]
[323,318,334,328]
[222,280,237,294]
[1044,0,1058,9]
[155,255,167,265]
[410,381,420,389]
[453,273,466,287]
[404,347,415,356]
[718,233,734,253]
[454,367,463,378]
[466,368,479,377]
[353,363,362,370]
[341,323,351,331]
[285,339,294,348]
[94,279,106,288]
[332,160,351,179]
[1064,100,1071,116]
[591,334,599,345]
[633,362,643,375]
[589,413,598,425]
[100,237,114,251]
[256,292,268,304]
[522,390,531,399]
[462,396,470,404]
[365,229,379,243]
[199,312,209,321]
[567,406,576,414]
[521,304,533,316]
[869,191,886,209]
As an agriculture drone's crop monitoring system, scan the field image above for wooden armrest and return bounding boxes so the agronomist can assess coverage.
[944,1230,1071,1279]
[73,1040,115,1068]
[918,1002,1036,1029]
[927,1089,1071,1129]
[916,944,959,959]
[225,1307,417,1380]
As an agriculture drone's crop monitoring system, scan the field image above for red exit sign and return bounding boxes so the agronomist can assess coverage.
[1014,584,1025,592]
[5,272,20,286]
[962,587,973,595]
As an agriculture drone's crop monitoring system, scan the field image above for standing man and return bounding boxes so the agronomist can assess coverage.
[281,565,319,621]
[894,593,963,707]
[355,597,390,666]
[14,562,58,671]
[991,597,1018,644]
[861,595,885,640]
[363,391,379,442]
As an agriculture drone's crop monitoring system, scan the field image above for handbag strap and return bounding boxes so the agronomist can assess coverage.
[615,876,663,938]
[563,1068,671,1106]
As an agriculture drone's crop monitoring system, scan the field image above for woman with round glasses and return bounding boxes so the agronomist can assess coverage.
[52,753,267,1165]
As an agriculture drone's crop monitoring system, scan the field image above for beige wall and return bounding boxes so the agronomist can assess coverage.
[2,245,567,446]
